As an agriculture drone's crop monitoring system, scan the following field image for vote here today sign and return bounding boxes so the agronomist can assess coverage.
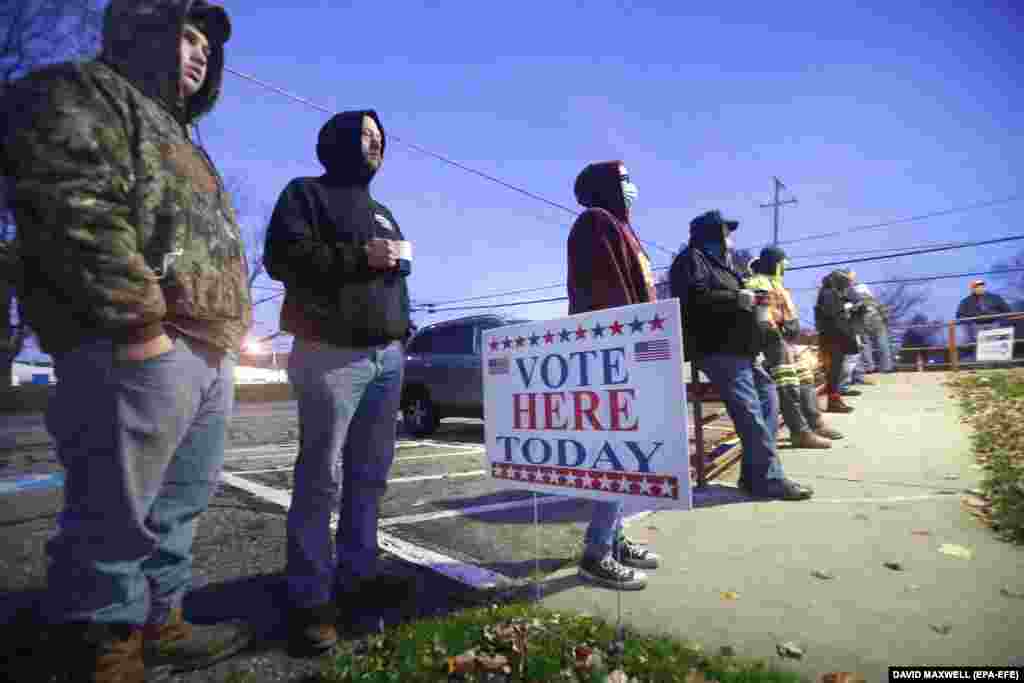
[481,300,692,510]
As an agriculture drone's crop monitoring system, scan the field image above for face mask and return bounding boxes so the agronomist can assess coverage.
[619,165,638,209]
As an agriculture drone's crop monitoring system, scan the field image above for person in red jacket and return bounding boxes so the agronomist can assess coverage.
[566,160,661,590]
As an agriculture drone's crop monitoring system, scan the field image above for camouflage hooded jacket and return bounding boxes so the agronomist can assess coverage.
[1,0,251,355]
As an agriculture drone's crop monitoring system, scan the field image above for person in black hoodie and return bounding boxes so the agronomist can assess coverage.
[814,269,861,413]
[669,211,813,501]
[264,110,413,654]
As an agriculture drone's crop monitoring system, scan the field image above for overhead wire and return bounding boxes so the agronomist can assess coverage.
[762,194,1023,248]
[418,266,1024,313]
[224,66,676,257]
[411,233,1024,311]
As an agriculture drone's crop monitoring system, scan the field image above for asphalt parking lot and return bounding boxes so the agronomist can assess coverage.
[0,400,732,591]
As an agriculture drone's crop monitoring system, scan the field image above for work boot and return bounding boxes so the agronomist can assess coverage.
[790,429,832,449]
[287,604,338,656]
[54,622,146,683]
[827,395,854,413]
[812,421,844,439]
[142,607,253,672]
[744,478,814,501]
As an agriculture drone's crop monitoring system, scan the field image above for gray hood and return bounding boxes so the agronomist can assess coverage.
[100,0,230,124]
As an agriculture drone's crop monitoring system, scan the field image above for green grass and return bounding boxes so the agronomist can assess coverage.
[314,601,804,683]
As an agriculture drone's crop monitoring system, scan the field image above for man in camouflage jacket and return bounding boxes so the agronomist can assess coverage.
[2,1,252,679]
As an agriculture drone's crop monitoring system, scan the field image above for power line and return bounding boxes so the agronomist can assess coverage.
[414,233,1022,310]
[786,234,1024,272]
[766,194,1024,248]
[224,66,676,257]
[785,240,967,260]
[418,266,1024,314]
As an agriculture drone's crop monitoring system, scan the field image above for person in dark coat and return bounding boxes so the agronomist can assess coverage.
[814,270,861,412]
[264,109,413,654]
[566,160,661,591]
[956,280,1012,360]
[669,210,813,502]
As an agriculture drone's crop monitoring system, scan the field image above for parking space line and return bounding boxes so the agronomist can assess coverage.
[219,472,519,590]
[225,448,488,476]
[380,496,571,526]
[390,469,487,484]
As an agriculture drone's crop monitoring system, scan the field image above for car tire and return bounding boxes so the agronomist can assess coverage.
[402,392,440,437]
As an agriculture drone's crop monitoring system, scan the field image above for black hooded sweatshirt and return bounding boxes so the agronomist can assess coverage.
[668,220,761,359]
[263,110,411,347]
[814,270,859,351]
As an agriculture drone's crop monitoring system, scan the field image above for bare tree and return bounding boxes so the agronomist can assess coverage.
[874,282,930,328]
[1,0,104,386]
[991,246,1024,302]
[221,172,272,295]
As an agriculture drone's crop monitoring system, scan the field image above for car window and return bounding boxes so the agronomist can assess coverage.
[430,324,476,354]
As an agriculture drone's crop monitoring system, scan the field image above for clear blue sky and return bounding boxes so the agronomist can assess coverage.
[25,0,1024,359]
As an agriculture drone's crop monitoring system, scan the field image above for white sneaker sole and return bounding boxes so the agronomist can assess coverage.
[578,566,648,590]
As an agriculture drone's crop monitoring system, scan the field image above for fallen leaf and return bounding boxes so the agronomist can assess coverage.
[930,623,953,635]
[811,569,836,580]
[853,513,870,521]
[449,650,477,674]
[884,561,904,571]
[777,641,805,659]
[720,590,740,600]
[943,474,960,480]
[938,544,974,560]
[1000,587,1024,600]
[477,653,510,672]
[911,530,931,537]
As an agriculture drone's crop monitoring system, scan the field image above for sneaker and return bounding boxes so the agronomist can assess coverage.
[142,608,253,672]
[287,604,338,657]
[578,555,647,590]
[617,537,661,569]
[840,388,862,397]
[855,378,876,386]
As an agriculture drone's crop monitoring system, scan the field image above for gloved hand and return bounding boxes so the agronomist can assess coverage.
[736,290,756,311]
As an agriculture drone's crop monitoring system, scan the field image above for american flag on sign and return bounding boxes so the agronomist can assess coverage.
[488,357,510,375]
[635,339,671,362]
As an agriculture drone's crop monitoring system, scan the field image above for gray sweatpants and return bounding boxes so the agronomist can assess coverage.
[45,332,236,626]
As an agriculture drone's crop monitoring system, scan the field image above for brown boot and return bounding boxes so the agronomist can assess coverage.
[826,394,854,413]
[142,607,252,672]
[56,623,146,683]
[790,430,832,449]
[288,604,338,657]
[813,422,844,439]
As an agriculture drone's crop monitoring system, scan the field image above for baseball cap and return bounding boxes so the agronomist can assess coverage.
[689,210,739,233]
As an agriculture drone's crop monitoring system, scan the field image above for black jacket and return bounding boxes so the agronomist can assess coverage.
[956,292,1011,321]
[264,110,411,347]
[668,226,761,359]
[815,271,860,352]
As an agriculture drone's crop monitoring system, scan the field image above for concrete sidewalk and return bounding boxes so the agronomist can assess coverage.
[536,373,1024,681]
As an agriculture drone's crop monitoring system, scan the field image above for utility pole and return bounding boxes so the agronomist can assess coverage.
[760,176,798,245]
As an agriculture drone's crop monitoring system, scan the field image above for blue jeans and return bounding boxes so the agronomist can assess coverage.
[696,354,784,484]
[583,501,624,561]
[285,338,404,608]
[45,333,236,626]
[864,325,893,372]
